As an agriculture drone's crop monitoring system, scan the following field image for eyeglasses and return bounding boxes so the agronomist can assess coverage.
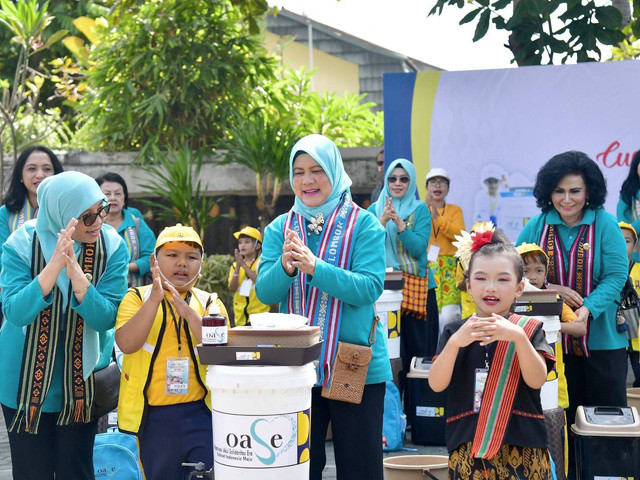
[427,179,449,186]
[388,176,410,184]
[78,203,110,227]
[376,160,384,166]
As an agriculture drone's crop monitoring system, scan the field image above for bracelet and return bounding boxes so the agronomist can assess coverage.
[233,273,239,277]
[73,282,91,296]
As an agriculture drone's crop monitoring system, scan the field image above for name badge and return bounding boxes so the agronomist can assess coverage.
[427,245,440,263]
[166,357,189,395]
[238,279,253,297]
[473,368,488,413]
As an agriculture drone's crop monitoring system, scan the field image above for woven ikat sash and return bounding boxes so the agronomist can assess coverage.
[471,314,541,459]
[541,222,595,356]
[10,233,106,433]
[285,192,360,387]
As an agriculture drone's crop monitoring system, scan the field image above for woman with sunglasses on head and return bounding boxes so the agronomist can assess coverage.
[369,159,439,389]
[0,171,129,480]
[96,172,156,287]
[424,168,466,334]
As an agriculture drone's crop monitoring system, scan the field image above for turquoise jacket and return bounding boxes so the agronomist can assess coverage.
[256,209,392,385]
[0,223,129,412]
[0,200,37,271]
[117,207,156,282]
[516,207,628,351]
[616,194,640,262]
[367,202,436,288]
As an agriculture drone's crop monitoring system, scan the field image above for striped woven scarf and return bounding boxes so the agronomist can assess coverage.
[9,233,106,433]
[541,222,595,356]
[7,197,37,233]
[124,224,141,286]
[471,314,541,459]
[285,192,360,387]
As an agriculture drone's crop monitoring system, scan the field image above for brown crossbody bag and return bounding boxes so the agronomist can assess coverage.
[321,316,379,405]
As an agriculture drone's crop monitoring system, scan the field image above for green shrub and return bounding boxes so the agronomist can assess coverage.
[197,253,235,321]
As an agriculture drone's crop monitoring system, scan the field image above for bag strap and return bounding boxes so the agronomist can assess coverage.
[368,316,379,347]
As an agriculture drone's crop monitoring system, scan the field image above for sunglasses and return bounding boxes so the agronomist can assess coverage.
[388,176,410,184]
[78,203,110,227]
[376,160,384,166]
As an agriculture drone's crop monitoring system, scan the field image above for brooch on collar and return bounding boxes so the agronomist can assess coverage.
[308,213,325,235]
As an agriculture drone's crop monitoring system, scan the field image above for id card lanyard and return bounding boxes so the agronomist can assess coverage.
[166,295,191,395]
[473,346,490,413]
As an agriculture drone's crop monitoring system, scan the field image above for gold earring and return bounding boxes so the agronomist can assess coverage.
[548,201,552,205]
[586,200,590,206]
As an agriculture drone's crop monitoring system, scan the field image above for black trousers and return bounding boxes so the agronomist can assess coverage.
[310,383,386,480]
[399,288,439,396]
[2,403,98,480]
[564,348,627,480]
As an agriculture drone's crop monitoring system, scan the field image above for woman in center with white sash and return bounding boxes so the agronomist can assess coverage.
[256,134,391,480]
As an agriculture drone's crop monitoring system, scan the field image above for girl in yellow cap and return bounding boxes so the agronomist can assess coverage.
[228,226,270,326]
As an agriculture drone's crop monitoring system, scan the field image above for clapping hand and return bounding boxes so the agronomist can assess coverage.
[282,229,317,276]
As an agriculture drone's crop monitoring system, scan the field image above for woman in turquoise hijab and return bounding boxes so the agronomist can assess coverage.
[256,134,391,480]
[0,171,129,480]
[369,159,439,392]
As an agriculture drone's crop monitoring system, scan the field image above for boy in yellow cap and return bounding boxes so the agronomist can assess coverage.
[516,242,586,407]
[618,222,640,386]
[228,226,270,326]
[115,224,228,480]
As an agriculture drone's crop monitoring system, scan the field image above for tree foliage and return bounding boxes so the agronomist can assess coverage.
[80,0,276,158]
[430,0,640,65]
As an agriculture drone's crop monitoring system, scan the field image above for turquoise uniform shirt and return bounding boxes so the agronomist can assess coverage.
[117,207,156,280]
[0,223,129,412]
[256,208,392,385]
[367,202,436,288]
[517,208,628,351]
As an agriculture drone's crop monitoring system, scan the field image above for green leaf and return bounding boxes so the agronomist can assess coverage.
[594,5,623,29]
[473,9,491,42]
[459,7,483,25]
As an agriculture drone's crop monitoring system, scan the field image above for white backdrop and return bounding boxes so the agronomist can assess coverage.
[423,61,640,241]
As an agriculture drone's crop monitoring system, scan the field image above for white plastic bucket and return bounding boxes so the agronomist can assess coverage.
[376,289,402,359]
[207,364,316,479]
[383,455,449,480]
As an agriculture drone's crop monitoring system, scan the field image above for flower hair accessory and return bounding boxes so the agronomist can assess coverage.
[453,221,495,267]
[308,212,325,234]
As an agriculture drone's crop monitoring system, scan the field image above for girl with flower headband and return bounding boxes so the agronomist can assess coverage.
[430,226,555,479]
[256,134,390,480]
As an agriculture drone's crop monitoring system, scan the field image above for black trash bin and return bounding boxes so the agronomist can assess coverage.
[571,406,640,480]
[405,356,446,446]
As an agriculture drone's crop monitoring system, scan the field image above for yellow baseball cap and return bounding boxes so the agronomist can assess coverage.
[619,221,638,242]
[155,223,203,250]
[516,242,549,261]
[233,226,262,243]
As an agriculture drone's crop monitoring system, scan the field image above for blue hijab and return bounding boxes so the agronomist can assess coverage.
[290,134,352,221]
[372,159,423,268]
[36,171,107,300]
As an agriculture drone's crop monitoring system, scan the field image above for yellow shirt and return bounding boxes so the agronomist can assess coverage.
[227,256,270,326]
[116,288,227,406]
[427,204,466,257]
[557,302,577,409]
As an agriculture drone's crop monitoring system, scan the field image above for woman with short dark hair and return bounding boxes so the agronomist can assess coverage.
[617,150,640,261]
[96,172,156,287]
[516,151,628,479]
